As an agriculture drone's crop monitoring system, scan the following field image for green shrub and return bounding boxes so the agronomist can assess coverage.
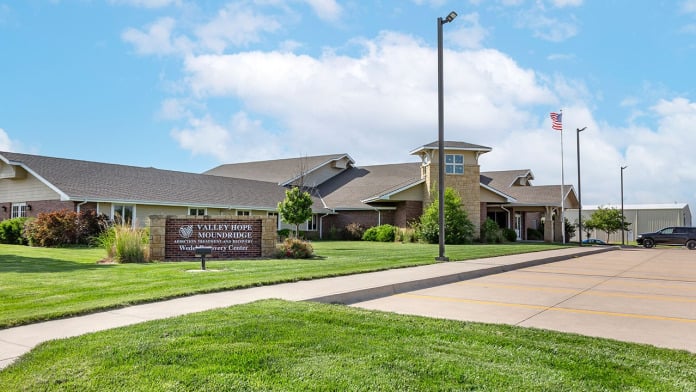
[277,229,291,240]
[417,188,474,244]
[480,218,502,244]
[344,223,365,240]
[23,210,108,247]
[24,210,79,247]
[327,225,342,240]
[503,228,517,242]
[0,217,28,245]
[362,224,397,242]
[276,238,314,259]
[527,227,543,241]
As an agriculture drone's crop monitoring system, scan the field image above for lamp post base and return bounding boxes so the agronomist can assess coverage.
[435,256,450,262]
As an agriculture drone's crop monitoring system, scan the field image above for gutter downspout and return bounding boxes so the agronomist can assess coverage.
[76,200,88,213]
[318,211,334,240]
[500,205,514,240]
[500,205,511,228]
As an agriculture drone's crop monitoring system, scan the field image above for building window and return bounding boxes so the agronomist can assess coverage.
[189,208,206,216]
[306,214,317,231]
[237,210,250,216]
[112,204,134,225]
[445,154,464,174]
[11,203,27,218]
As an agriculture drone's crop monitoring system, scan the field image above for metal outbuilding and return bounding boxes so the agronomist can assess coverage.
[568,203,692,243]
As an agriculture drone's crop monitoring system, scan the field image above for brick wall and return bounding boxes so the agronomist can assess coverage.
[423,164,482,235]
[0,199,77,221]
[393,200,423,227]
[323,210,390,233]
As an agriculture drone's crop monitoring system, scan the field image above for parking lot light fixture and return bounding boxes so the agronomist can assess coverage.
[621,165,628,246]
[576,127,586,246]
[436,11,457,262]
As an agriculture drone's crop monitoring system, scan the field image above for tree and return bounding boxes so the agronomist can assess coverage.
[584,206,630,242]
[277,187,313,238]
[564,218,576,243]
[418,187,474,244]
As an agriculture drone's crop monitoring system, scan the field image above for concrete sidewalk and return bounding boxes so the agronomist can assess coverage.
[0,246,613,370]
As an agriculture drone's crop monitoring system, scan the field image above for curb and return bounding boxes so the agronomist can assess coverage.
[306,246,619,305]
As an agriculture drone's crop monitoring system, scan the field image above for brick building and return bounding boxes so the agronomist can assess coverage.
[0,141,578,242]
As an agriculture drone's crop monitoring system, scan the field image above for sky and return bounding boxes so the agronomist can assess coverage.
[1,0,696,211]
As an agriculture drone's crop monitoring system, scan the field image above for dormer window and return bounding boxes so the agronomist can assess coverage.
[445,154,464,174]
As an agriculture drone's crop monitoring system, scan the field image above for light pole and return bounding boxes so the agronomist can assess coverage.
[621,165,628,246]
[436,11,457,262]
[576,127,586,246]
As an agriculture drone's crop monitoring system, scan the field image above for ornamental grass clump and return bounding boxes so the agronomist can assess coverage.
[97,225,149,263]
[277,237,314,259]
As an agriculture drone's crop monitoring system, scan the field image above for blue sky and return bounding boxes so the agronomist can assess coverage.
[2,0,696,210]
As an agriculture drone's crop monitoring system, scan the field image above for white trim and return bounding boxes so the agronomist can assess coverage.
[0,156,71,201]
[508,170,535,187]
[279,154,356,186]
[481,183,517,202]
[188,207,207,216]
[361,179,425,203]
[11,202,27,218]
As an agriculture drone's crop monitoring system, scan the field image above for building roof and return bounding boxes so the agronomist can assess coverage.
[2,142,579,214]
[481,170,577,208]
[0,151,326,211]
[204,153,353,185]
[409,141,492,155]
[318,163,423,209]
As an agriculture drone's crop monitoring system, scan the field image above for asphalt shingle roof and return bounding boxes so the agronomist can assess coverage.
[481,170,575,207]
[0,151,316,210]
[204,154,350,184]
[318,163,422,209]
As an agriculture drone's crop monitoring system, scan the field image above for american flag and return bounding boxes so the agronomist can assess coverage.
[550,112,562,131]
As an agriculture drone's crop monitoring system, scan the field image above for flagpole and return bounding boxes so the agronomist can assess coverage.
[560,109,566,244]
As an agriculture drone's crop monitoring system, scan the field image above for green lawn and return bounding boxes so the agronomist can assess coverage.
[0,242,565,328]
[1,300,693,391]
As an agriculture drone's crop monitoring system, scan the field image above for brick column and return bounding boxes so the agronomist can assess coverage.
[544,207,554,243]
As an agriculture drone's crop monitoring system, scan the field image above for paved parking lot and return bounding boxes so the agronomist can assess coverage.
[353,247,696,352]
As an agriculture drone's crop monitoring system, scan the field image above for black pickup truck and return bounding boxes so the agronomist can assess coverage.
[636,227,696,249]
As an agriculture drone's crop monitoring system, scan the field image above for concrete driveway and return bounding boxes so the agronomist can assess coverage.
[353,247,696,352]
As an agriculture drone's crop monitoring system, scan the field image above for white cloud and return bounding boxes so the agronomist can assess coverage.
[549,0,583,7]
[0,128,14,151]
[170,112,284,162]
[157,98,192,120]
[109,0,181,8]
[170,116,232,161]
[194,3,282,52]
[0,4,13,27]
[547,53,575,61]
[449,13,488,49]
[682,0,696,13]
[516,11,578,42]
[122,17,192,56]
[177,31,555,166]
[303,0,342,22]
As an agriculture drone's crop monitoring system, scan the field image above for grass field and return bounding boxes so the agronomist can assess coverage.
[0,242,565,328]
[1,300,694,391]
